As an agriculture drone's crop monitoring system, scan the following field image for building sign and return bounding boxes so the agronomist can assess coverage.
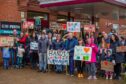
[0,21,21,35]
[39,0,73,5]
[115,0,126,4]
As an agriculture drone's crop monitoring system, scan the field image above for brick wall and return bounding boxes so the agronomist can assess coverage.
[0,0,21,22]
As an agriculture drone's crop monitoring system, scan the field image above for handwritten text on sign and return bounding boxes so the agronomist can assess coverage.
[47,50,69,65]
[67,22,80,32]
[74,46,92,61]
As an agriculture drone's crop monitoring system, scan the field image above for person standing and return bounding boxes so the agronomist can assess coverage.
[29,32,38,69]
[85,38,98,80]
[38,32,49,73]
[65,33,78,76]
[2,46,11,70]
[52,34,64,73]
[110,35,125,80]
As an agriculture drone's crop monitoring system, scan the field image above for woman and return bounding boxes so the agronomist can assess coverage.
[110,34,125,80]
[52,34,64,73]
[29,32,38,69]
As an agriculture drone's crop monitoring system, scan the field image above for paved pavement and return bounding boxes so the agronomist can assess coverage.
[0,67,124,84]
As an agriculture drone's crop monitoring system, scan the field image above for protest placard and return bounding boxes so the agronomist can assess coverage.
[30,42,38,50]
[0,36,14,47]
[74,46,92,61]
[101,61,114,72]
[84,25,95,32]
[67,22,80,32]
[47,50,69,65]
[118,28,126,37]
[116,46,126,53]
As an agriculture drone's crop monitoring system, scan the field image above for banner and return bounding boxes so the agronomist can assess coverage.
[84,25,95,32]
[47,50,69,65]
[74,46,92,61]
[30,42,38,50]
[0,36,14,47]
[67,22,80,32]
[101,61,114,72]
[116,46,126,53]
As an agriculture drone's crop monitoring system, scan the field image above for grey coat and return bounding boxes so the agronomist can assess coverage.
[38,37,49,53]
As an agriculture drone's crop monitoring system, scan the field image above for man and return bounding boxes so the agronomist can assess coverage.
[38,32,49,73]
[65,33,78,76]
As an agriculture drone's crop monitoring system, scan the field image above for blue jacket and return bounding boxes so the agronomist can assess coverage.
[64,38,78,53]
[110,41,126,63]
[52,40,64,50]
[2,48,11,58]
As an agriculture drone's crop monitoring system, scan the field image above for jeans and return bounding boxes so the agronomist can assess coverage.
[3,58,10,69]
[69,53,74,75]
[17,57,23,67]
[86,63,97,76]
[11,49,17,66]
[39,53,47,71]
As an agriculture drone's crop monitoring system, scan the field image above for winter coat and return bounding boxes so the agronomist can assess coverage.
[86,43,98,63]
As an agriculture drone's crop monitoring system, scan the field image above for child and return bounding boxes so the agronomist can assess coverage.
[2,46,11,70]
[104,49,113,80]
[86,38,98,80]
[76,39,84,78]
[17,44,25,69]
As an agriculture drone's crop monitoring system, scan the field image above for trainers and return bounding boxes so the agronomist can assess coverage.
[88,76,92,80]
[93,76,97,80]
[106,76,109,80]
[78,74,81,78]
[110,76,113,80]
[80,74,84,78]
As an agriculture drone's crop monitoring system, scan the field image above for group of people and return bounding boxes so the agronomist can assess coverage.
[1,29,126,80]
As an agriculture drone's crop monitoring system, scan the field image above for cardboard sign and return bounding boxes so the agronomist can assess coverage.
[101,61,114,72]
[74,46,92,61]
[0,36,14,47]
[116,46,126,53]
[67,22,80,32]
[47,50,69,65]
[23,21,34,29]
[84,25,95,32]
[118,28,126,37]
[30,42,38,50]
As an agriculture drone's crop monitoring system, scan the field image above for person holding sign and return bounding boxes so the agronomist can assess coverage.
[64,33,78,76]
[29,32,38,69]
[110,34,125,80]
[85,38,98,80]
[52,34,64,73]
[103,49,114,80]
[76,39,85,78]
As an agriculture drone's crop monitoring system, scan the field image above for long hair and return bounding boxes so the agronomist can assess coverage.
[110,34,119,43]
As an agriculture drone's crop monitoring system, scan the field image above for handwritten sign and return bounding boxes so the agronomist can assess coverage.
[47,50,69,65]
[118,28,126,37]
[74,46,92,61]
[67,22,80,32]
[0,36,14,47]
[116,46,126,53]
[84,25,95,32]
[101,61,114,72]
[30,42,38,50]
